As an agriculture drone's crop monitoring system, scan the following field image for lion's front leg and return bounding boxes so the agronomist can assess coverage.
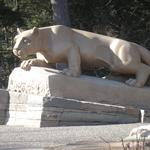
[20,58,54,71]
[63,45,81,77]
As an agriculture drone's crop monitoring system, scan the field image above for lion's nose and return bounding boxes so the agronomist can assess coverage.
[13,49,19,56]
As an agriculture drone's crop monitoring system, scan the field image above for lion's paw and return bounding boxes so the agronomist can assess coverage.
[125,78,143,88]
[125,78,137,86]
[62,68,80,77]
[20,59,34,71]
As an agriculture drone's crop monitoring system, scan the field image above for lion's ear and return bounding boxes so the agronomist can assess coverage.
[31,27,39,36]
[17,28,24,34]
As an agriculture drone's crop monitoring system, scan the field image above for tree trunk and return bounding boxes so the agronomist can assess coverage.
[51,0,71,27]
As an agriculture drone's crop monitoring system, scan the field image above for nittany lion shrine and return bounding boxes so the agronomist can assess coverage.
[0,25,150,127]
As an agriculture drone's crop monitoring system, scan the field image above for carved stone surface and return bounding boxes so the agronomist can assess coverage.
[8,67,150,110]
[8,67,52,96]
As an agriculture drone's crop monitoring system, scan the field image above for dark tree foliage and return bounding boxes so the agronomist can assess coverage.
[69,0,150,48]
[0,0,23,88]
[0,0,53,88]
[0,0,150,88]
[0,1,23,27]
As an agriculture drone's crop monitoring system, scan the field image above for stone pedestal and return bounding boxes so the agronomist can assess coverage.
[7,93,140,127]
[8,67,150,109]
[0,89,9,124]
[6,67,150,127]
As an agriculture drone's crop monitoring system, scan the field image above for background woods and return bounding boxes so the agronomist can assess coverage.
[0,0,150,88]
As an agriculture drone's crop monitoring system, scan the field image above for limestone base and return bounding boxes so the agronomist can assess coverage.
[8,67,150,109]
[6,67,150,127]
[7,92,140,127]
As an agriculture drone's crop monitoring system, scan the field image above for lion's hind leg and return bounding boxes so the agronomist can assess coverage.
[125,63,150,87]
[116,43,150,87]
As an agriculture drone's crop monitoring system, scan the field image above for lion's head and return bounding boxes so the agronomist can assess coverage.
[13,27,39,59]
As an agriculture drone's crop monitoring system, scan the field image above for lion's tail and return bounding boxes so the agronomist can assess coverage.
[137,44,150,66]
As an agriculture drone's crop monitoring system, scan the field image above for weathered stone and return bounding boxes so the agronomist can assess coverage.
[8,91,28,104]
[42,107,138,123]
[0,110,9,125]
[0,119,7,125]
[50,75,150,110]
[59,110,139,123]
[9,104,27,111]
[57,121,103,126]
[144,110,150,123]
[7,118,41,127]
[8,67,150,127]
[0,110,8,118]
[8,67,150,110]
[7,93,140,127]
[43,97,82,109]
[8,68,52,96]
[44,97,140,117]
[0,89,9,124]
[0,89,9,110]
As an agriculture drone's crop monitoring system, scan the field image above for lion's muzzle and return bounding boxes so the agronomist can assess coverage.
[13,49,25,59]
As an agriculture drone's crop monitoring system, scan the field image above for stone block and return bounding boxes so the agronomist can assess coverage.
[43,97,140,123]
[50,75,150,110]
[0,89,9,110]
[0,89,9,124]
[8,67,51,96]
[143,110,150,122]
[44,97,140,117]
[8,67,150,110]
[7,118,42,127]
[7,67,149,127]
[7,94,140,127]
[0,110,9,125]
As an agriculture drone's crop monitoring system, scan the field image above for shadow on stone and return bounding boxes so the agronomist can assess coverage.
[40,97,140,127]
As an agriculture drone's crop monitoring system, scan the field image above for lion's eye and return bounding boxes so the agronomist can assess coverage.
[23,39,28,43]
[23,38,31,45]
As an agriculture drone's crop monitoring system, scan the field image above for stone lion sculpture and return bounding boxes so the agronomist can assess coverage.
[13,25,150,87]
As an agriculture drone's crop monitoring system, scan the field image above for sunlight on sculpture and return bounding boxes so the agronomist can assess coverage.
[13,25,150,87]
